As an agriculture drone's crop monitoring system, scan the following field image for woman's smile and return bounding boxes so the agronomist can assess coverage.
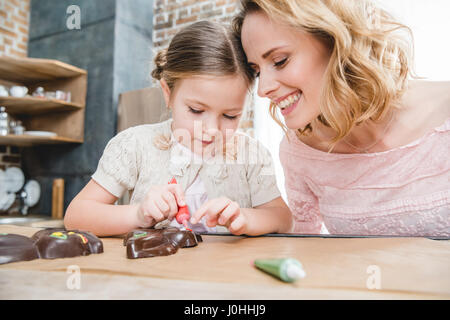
[275,91,302,116]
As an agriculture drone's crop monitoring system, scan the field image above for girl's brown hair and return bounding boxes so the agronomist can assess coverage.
[232,0,414,148]
[151,20,255,90]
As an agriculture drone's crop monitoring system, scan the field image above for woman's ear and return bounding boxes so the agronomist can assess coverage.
[159,79,171,108]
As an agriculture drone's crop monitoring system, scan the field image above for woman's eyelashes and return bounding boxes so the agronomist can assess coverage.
[274,57,288,68]
[250,57,288,77]
[187,106,239,120]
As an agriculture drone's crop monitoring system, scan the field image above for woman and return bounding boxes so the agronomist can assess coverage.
[232,0,450,236]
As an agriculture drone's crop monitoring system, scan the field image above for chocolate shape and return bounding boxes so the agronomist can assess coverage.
[162,227,201,248]
[126,231,178,259]
[31,228,103,255]
[124,227,201,259]
[31,228,103,259]
[0,228,103,264]
[34,232,87,259]
[0,233,39,265]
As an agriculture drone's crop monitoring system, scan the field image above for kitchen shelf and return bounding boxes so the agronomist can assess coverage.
[0,134,82,147]
[0,56,86,83]
[0,56,87,146]
[0,96,83,115]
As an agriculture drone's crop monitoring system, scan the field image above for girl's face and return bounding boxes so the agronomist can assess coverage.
[162,74,248,157]
[241,11,332,130]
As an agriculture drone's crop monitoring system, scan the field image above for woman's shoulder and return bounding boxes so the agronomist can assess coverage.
[402,80,450,120]
[394,79,450,138]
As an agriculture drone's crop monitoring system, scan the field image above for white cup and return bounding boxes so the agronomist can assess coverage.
[0,85,8,97]
[10,86,28,97]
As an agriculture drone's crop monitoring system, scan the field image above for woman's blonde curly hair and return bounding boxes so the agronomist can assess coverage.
[232,0,414,148]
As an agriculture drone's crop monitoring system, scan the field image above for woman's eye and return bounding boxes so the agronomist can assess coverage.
[274,57,288,67]
[188,107,203,114]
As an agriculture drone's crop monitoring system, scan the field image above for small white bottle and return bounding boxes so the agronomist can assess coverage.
[0,106,9,136]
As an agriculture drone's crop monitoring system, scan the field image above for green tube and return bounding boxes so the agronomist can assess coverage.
[254,258,306,282]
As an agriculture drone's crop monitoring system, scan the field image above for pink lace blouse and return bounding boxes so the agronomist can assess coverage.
[279,118,450,237]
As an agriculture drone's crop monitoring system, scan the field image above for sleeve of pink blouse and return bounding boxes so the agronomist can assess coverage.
[280,136,324,234]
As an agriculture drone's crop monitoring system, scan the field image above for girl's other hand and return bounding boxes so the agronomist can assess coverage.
[190,197,248,235]
[136,184,185,228]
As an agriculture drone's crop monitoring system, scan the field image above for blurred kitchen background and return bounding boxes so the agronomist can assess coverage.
[0,0,449,223]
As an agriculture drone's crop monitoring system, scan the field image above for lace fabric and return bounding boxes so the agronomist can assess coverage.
[280,118,450,237]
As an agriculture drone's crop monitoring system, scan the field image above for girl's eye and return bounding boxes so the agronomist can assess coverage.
[274,57,288,68]
[223,114,238,120]
[188,107,203,114]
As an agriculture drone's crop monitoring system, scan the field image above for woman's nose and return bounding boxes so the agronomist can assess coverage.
[257,70,278,98]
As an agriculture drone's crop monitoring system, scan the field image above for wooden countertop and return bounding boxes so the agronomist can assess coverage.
[0,225,449,299]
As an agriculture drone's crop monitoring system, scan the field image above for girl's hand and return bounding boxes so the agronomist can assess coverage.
[136,184,185,228]
[190,197,248,235]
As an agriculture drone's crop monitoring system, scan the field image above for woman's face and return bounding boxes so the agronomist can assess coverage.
[162,74,248,157]
[241,11,332,130]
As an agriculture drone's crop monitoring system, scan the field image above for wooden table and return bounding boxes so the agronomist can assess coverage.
[0,225,449,300]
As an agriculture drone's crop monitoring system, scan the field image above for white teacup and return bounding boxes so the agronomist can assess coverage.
[0,85,8,97]
[10,86,28,97]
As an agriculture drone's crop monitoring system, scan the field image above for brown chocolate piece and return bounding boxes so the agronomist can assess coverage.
[124,227,202,259]
[162,227,202,248]
[0,228,104,264]
[31,228,103,259]
[0,233,39,265]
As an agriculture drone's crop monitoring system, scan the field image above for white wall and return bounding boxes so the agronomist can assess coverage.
[376,0,450,81]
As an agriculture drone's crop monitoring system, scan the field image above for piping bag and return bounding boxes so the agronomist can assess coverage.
[168,177,192,231]
[254,258,306,283]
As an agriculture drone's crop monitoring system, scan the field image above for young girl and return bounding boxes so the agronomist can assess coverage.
[64,21,292,237]
[233,0,450,237]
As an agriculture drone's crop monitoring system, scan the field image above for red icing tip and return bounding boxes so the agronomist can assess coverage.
[183,221,192,232]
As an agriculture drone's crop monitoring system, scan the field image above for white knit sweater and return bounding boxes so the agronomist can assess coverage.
[92,119,281,210]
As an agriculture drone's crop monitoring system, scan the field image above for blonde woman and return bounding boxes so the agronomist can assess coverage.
[233,0,450,236]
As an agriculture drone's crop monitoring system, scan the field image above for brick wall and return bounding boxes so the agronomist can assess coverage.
[153,0,238,48]
[0,0,30,169]
[0,0,30,58]
[153,0,254,135]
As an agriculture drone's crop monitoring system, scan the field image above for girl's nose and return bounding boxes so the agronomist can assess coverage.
[203,119,220,137]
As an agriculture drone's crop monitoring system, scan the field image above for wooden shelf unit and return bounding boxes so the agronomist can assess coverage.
[0,56,87,146]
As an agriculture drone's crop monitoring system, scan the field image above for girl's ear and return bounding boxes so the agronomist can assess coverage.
[159,79,171,108]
